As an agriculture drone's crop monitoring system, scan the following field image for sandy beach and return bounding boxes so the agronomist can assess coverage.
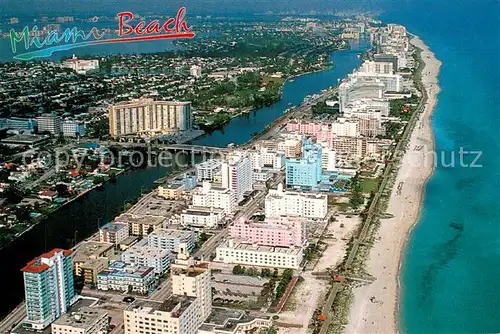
[343,36,442,334]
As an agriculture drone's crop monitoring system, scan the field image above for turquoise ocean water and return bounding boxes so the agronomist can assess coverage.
[381,0,500,332]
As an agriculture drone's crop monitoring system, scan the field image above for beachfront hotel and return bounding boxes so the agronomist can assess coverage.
[215,240,303,270]
[21,249,75,330]
[230,215,308,248]
[108,98,192,137]
[265,184,328,219]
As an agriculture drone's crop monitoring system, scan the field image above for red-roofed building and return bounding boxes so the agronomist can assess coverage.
[21,248,75,330]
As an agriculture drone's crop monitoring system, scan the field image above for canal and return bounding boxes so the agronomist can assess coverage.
[0,39,369,317]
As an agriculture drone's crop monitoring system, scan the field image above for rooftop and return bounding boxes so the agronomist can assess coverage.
[219,240,302,255]
[2,134,50,144]
[200,307,271,333]
[182,206,224,216]
[123,245,170,258]
[115,213,165,226]
[99,221,127,233]
[73,241,114,263]
[52,306,107,329]
[21,248,72,273]
[149,228,192,239]
[127,296,196,317]
[99,261,154,278]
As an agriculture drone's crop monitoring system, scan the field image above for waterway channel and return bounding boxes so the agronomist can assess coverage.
[0,39,369,317]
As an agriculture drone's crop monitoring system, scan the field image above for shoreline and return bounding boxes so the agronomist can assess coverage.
[344,35,441,333]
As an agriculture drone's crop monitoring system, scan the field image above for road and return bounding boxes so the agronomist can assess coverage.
[193,174,285,260]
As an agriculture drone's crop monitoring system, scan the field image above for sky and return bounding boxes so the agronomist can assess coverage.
[0,0,387,16]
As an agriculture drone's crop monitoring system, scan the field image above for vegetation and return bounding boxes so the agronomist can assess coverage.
[311,101,339,115]
[349,174,364,210]
[232,265,274,277]
[358,178,380,194]
[275,269,294,300]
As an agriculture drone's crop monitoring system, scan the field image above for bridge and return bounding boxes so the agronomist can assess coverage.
[159,144,229,154]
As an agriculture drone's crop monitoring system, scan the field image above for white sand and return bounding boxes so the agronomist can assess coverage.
[278,216,362,334]
[343,36,442,334]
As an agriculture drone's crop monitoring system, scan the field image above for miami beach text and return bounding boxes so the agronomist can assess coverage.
[9,7,194,61]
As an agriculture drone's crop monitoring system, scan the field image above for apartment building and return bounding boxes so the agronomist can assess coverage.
[115,213,165,237]
[124,256,211,334]
[51,307,108,334]
[250,147,285,171]
[109,99,192,137]
[265,184,328,219]
[97,262,156,295]
[180,206,225,229]
[99,222,129,244]
[196,159,223,182]
[36,115,62,136]
[80,258,109,287]
[121,244,171,275]
[191,182,236,214]
[148,228,196,254]
[221,152,253,202]
[230,215,307,248]
[21,249,75,330]
[215,240,303,270]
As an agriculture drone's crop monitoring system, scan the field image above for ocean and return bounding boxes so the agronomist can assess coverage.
[380,0,500,332]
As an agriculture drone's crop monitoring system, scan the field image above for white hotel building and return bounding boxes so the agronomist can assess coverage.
[191,182,236,214]
[121,244,171,275]
[215,240,303,270]
[221,152,253,202]
[124,257,211,334]
[265,184,328,219]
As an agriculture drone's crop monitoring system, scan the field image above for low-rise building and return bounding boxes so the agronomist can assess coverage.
[215,240,303,269]
[148,228,196,253]
[97,261,156,295]
[230,215,307,248]
[115,213,165,236]
[80,258,109,287]
[1,134,50,148]
[99,222,129,244]
[51,307,108,334]
[157,183,184,199]
[265,184,328,219]
[199,308,272,334]
[72,241,114,275]
[180,206,224,229]
[121,244,171,275]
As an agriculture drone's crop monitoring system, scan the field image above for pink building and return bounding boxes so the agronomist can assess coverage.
[230,215,307,247]
[286,121,335,144]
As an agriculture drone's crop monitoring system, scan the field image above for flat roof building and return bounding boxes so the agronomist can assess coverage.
[99,222,129,244]
[148,228,196,253]
[121,244,171,275]
[51,307,108,334]
[97,261,156,295]
[265,184,328,219]
[216,240,303,269]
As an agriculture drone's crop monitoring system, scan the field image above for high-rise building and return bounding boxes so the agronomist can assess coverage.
[109,99,192,137]
[21,249,75,330]
[36,115,62,136]
[192,182,236,214]
[285,139,322,190]
[124,253,212,334]
[221,152,253,202]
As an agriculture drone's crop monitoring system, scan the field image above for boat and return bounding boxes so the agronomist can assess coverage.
[289,79,295,82]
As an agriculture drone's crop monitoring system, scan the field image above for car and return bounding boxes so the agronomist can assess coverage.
[123,296,135,303]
